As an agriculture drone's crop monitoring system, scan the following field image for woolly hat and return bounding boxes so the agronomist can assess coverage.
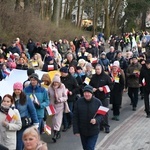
[52,74,61,83]
[13,82,23,91]
[83,85,93,94]
[60,67,68,73]
[29,73,39,81]
[101,52,106,55]
[112,61,120,68]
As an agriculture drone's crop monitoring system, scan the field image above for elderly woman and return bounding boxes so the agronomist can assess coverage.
[0,94,22,150]
[23,126,47,150]
[48,74,68,143]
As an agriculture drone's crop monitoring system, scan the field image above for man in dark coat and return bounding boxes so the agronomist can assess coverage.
[90,64,113,133]
[60,67,79,131]
[73,85,103,150]
[139,59,150,118]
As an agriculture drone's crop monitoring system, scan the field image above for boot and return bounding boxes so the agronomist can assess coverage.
[56,131,61,139]
[52,130,57,143]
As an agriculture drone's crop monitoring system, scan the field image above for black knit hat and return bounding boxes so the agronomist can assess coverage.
[83,85,93,94]
[60,67,68,73]
[29,73,39,81]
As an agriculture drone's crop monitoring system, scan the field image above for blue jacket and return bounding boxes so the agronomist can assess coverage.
[24,84,50,119]
[15,96,39,124]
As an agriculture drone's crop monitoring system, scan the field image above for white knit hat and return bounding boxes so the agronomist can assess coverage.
[112,61,120,67]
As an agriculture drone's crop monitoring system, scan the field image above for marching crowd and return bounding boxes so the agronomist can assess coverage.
[0,31,150,150]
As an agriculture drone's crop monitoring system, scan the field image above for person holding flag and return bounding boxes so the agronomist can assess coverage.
[89,64,113,133]
[139,59,150,118]
[73,85,104,150]
[0,94,22,150]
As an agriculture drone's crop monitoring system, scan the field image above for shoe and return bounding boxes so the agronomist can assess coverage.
[115,116,120,121]
[52,130,57,143]
[146,114,150,118]
[112,116,116,120]
[62,127,68,132]
[105,127,110,133]
[132,107,136,111]
[56,131,61,139]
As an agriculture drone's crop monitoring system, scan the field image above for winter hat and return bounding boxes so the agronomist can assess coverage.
[112,61,120,68]
[29,73,39,81]
[101,52,106,55]
[52,74,61,83]
[13,82,23,91]
[27,68,35,76]
[60,67,68,73]
[83,85,93,94]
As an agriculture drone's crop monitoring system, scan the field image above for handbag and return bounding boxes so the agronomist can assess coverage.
[64,101,70,113]
[21,117,32,129]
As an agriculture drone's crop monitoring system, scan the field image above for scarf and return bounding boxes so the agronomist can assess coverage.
[0,104,10,115]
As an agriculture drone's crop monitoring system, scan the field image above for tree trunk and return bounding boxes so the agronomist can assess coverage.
[77,0,81,27]
[141,11,146,31]
[51,0,61,27]
[104,0,110,39]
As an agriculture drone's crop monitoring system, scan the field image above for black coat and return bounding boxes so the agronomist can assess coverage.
[60,74,79,102]
[90,72,113,100]
[73,96,103,136]
[139,64,150,92]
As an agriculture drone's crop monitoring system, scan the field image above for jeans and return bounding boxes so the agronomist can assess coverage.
[128,87,139,108]
[63,101,73,128]
[80,134,98,150]
[16,128,26,150]
[38,118,44,134]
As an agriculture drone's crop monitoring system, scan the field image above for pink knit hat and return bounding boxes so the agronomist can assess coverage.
[13,82,23,91]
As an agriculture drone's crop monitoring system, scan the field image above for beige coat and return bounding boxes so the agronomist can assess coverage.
[48,83,68,131]
[0,108,22,150]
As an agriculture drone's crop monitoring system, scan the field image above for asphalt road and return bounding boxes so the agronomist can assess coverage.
[41,92,145,150]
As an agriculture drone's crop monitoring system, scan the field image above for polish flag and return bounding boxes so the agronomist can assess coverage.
[96,106,109,115]
[6,108,15,122]
[102,85,110,94]
[46,104,56,116]
[44,125,51,135]
[48,65,54,71]
[142,78,146,86]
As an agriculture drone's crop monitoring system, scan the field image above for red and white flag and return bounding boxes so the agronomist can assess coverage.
[46,104,56,116]
[6,108,15,122]
[102,85,110,94]
[48,65,54,71]
[96,106,109,115]
[142,78,146,86]
[44,125,51,135]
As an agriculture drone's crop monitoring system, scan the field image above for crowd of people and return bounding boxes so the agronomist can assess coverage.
[0,31,150,150]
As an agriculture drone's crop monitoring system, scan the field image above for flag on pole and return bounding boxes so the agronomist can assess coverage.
[142,78,146,86]
[44,125,51,135]
[96,106,109,115]
[102,85,110,94]
[46,104,56,116]
[6,108,15,122]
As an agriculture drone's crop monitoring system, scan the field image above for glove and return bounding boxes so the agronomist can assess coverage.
[34,102,41,109]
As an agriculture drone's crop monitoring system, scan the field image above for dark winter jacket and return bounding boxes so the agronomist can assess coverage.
[90,71,113,100]
[73,96,103,136]
[60,74,79,102]
[139,64,150,92]
[126,62,141,88]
